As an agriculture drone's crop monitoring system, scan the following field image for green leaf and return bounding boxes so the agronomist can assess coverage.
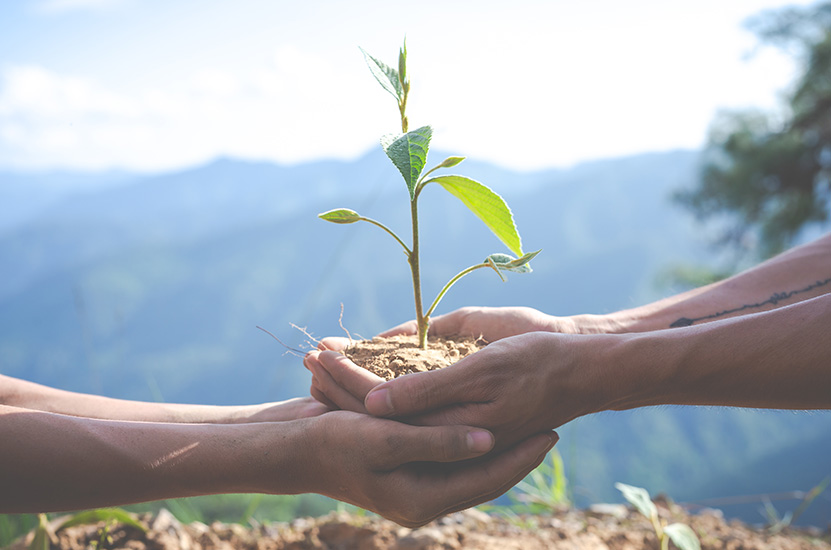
[381,126,432,200]
[398,40,408,89]
[615,482,658,520]
[319,208,361,224]
[486,250,541,273]
[486,255,507,282]
[664,523,701,550]
[57,508,146,533]
[360,47,403,102]
[436,156,465,169]
[428,175,523,256]
[29,514,50,550]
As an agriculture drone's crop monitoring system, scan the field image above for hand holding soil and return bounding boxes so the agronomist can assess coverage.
[306,330,606,451]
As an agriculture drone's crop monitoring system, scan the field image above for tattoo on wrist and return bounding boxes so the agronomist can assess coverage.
[670,277,831,328]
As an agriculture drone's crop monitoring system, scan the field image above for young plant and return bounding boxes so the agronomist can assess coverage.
[319,40,539,349]
[615,482,700,550]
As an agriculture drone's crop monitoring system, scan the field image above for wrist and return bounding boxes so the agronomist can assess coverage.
[559,313,630,335]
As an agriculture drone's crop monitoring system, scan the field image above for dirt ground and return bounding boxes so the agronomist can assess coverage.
[13,499,830,550]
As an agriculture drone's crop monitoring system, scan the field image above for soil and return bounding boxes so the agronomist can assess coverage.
[343,334,485,380]
[15,501,830,550]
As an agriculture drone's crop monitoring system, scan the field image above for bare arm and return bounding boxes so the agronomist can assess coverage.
[309,293,831,452]
[577,232,831,333]
[0,374,327,423]
[602,292,831,411]
[362,233,831,349]
[0,404,555,526]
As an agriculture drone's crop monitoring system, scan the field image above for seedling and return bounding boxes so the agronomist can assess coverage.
[319,40,539,349]
[616,482,700,550]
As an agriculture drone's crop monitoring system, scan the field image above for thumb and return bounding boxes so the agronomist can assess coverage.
[364,364,470,417]
[388,424,496,464]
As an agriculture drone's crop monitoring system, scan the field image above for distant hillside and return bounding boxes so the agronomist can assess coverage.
[1,149,828,525]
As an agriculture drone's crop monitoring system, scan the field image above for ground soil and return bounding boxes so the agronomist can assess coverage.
[15,501,830,550]
[343,334,485,380]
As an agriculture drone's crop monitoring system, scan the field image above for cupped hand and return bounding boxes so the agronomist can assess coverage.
[314,306,571,356]
[379,306,575,342]
[307,331,606,450]
[302,410,558,527]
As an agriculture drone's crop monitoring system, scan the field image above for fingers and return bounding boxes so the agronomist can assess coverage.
[305,352,370,413]
[377,319,418,338]
[363,361,471,418]
[391,430,558,528]
[429,431,559,520]
[318,337,351,352]
[317,350,384,401]
[385,424,496,464]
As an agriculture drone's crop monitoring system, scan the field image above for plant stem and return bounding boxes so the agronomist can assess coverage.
[359,217,411,255]
[424,262,490,319]
[409,197,428,349]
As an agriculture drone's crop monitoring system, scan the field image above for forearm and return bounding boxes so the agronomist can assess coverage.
[570,233,831,333]
[596,293,831,411]
[0,375,269,423]
[0,405,308,513]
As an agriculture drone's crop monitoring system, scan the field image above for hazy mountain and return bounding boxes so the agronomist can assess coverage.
[1,150,828,525]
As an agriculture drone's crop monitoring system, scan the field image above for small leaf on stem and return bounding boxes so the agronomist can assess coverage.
[615,482,658,521]
[319,208,361,223]
[486,249,541,273]
[436,156,465,169]
[381,126,432,200]
[360,47,403,102]
[664,523,701,550]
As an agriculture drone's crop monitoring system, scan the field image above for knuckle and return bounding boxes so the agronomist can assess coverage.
[429,428,465,462]
[404,373,437,412]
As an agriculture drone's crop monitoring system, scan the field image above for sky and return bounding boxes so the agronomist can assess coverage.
[0,0,819,174]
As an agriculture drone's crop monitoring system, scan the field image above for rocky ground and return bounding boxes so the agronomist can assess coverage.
[11,500,830,550]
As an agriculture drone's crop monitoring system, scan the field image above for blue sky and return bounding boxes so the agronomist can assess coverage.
[0,0,817,173]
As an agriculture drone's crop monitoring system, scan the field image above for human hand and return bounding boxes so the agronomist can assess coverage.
[299,410,558,527]
[306,331,608,450]
[379,306,575,341]
[315,306,573,355]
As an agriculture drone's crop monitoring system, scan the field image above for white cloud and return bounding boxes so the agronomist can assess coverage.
[34,0,130,15]
[0,53,384,171]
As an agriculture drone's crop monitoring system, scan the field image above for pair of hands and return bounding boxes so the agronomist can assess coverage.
[299,307,603,526]
[305,307,599,449]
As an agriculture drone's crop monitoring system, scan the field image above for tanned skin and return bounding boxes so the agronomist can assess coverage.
[306,233,831,450]
[0,374,556,527]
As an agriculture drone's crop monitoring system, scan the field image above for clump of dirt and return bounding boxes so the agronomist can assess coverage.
[13,503,831,550]
[342,334,486,380]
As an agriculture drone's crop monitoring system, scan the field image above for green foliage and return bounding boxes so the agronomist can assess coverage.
[762,477,830,533]
[319,39,536,348]
[615,482,700,550]
[427,175,523,256]
[481,449,570,520]
[28,514,50,550]
[56,508,145,533]
[675,2,831,259]
[381,126,432,200]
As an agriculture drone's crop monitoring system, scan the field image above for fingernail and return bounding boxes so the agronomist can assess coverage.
[467,430,494,453]
[365,388,393,415]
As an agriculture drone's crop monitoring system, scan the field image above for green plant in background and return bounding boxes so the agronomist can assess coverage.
[22,509,145,550]
[615,482,700,550]
[762,476,830,534]
[480,449,570,526]
[319,39,539,349]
